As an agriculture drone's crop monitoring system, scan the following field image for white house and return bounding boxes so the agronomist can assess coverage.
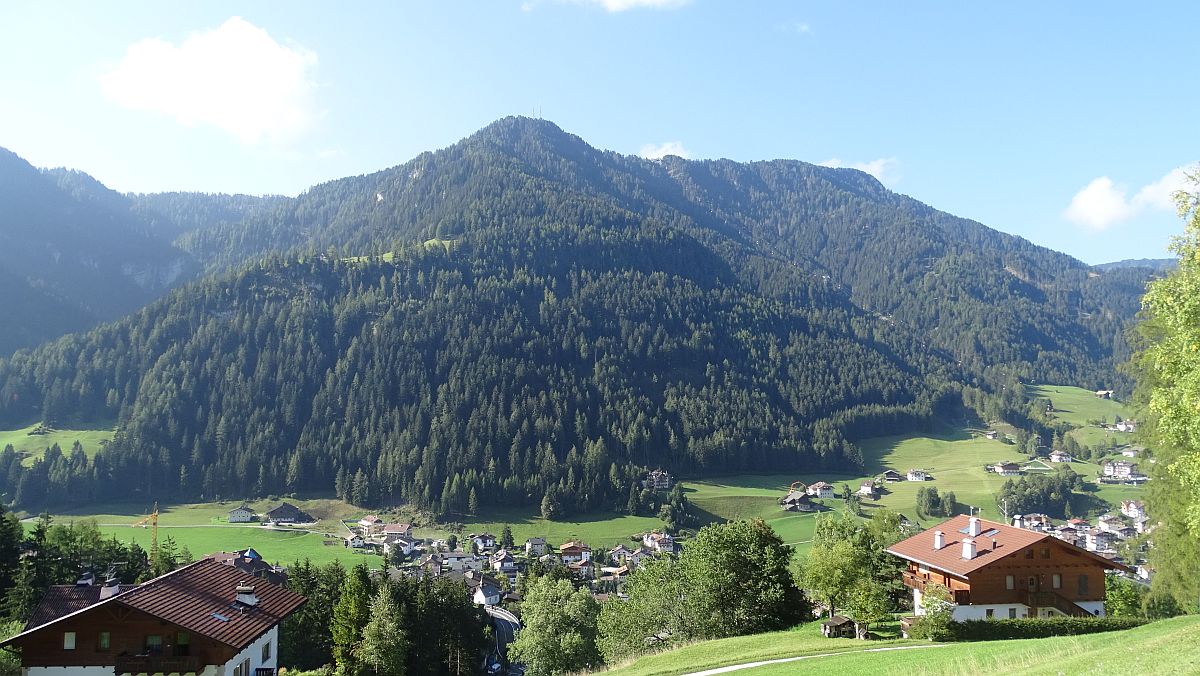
[1096,514,1123,533]
[1048,450,1073,464]
[381,535,416,558]
[470,576,502,606]
[1120,500,1146,520]
[642,532,675,553]
[1121,447,1141,458]
[906,469,928,482]
[227,505,256,523]
[525,537,548,556]
[806,481,836,498]
[559,541,591,564]
[345,533,366,548]
[471,533,497,551]
[358,514,384,535]
[858,481,877,498]
[1103,461,1138,479]
[994,462,1021,476]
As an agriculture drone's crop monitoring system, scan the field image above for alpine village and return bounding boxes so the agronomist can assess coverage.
[1,5,1199,676]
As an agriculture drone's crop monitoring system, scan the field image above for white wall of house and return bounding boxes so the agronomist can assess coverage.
[222,626,278,676]
[950,603,1031,621]
[1076,601,1104,616]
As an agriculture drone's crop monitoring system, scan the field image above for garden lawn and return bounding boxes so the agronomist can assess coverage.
[748,615,1199,675]
[594,620,918,676]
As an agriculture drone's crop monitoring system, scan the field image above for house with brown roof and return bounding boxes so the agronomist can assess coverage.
[1,558,305,676]
[264,502,315,525]
[779,490,816,512]
[887,515,1128,622]
[806,481,836,499]
[559,541,592,563]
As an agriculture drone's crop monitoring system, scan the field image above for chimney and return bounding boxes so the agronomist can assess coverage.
[968,516,982,537]
[962,538,976,559]
[99,576,121,600]
[1012,514,1024,529]
[235,583,258,608]
[933,530,944,549]
[991,538,998,551]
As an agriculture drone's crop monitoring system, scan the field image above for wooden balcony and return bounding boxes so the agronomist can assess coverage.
[901,570,970,604]
[115,654,203,674]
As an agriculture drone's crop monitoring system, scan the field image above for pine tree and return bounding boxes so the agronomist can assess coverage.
[331,563,374,672]
[355,583,407,675]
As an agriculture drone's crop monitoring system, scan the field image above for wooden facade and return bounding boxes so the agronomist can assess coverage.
[10,604,238,669]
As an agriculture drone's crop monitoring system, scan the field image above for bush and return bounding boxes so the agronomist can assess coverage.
[945,616,1147,641]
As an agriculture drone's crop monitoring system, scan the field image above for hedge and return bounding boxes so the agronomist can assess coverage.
[944,616,1147,641]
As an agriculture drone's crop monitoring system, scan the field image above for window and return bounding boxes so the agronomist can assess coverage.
[98,631,110,650]
[63,632,76,650]
[176,632,190,656]
[1040,548,1051,559]
[985,609,994,619]
[1005,575,1015,590]
[146,635,162,655]
[1052,574,1062,589]
[1008,608,1017,619]
[262,638,272,662]
[1079,575,1089,595]
[1024,549,1034,559]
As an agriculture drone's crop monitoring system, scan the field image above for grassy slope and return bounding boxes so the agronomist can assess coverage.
[1030,384,1133,450]
[749,616,1199,675]
[595,620,917,676]
[0,422,114,466]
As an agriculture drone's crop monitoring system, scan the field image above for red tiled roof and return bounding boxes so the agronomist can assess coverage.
[25,584,139,630]
[1,559,305,651]
[887,515,1130,577]
[117,559,305,648]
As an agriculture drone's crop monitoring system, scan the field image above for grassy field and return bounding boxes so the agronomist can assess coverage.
[0,422,114,466]
[413,509,666,551]
[747,616,1199,675]
[594,619,917,676]
[856,428,1029,523]
[1030,385,1135,450]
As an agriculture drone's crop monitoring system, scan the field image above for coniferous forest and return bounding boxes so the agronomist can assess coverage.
[0,117,1162,514]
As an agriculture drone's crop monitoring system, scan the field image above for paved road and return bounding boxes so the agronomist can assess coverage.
[683,644,951,675]
[485,606,522,668]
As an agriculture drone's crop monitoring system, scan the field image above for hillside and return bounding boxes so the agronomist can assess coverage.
[0,149,200,353]
[1094,257,1176,273]
[0,118,1156,511]
[598,616,1198,676]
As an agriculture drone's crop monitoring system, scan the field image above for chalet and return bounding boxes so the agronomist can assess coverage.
[1096,514,1123,533]
[779,490,816,512]
[642,532,675,553]
[1095,390,1114,399]
[858,481,877,498]
[525,537,547,557]
[821,615,856,639]
[1103,460,1138,479]
[643,469,675,490]
[1048,450,1073,464]
[442,551,483,573]
[471,532,498,551]
[1120,500,1146,520]
[984,430,999,440]
[1085,529,1118,552]
[806,481,836,499]
[227,505,256,523]
[567,559,595,582]
[609,543,633,563]
[1116,420,1138,433]
[887,515,1128,621]
[626,548,653,569]
[491,550,517,575]
[264,502,314,525]
[344,533,366,548]
[881,469,904,483]
[469,574,502,606]
[907,469,929,482]
[559,541,592,564]
[381,523,412,538]
[1,558,305,676]
[1116,526,1138,540]
[357,515,384,535]
[381,535,416,559]
[1135,517,1152,534]
[993,462,1021,476]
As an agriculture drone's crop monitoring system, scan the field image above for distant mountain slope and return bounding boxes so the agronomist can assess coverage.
[1094,257,1176,272]
[0,149,200,353]
[180,117,1151,386]
[0,118,1154,510]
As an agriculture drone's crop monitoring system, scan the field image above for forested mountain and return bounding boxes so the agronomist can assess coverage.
[1094,258,1176,273]
[0,118,1156,511]
[0,149,200,354]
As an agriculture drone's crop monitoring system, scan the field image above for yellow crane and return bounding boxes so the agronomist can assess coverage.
[132,501,159,566]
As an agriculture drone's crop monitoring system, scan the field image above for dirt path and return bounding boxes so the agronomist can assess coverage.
[683,644,951,675]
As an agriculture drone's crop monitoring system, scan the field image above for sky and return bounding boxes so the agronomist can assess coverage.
[1,2,1196,264]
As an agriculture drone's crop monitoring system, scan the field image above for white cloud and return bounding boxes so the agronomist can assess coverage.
[1064,165,1197,230]
[819,157,900,186]
[639,141,690,160]
[524,0,689,11]
[98,17,318,144]
[778,21,813,35]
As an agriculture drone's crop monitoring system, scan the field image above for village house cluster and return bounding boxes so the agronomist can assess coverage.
[1010,502,1153,580]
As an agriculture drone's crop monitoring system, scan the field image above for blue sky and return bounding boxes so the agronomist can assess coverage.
[1,1,1195,264]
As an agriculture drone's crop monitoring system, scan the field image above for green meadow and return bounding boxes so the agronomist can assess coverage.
[1030,384,1135,450]
[0,422,114,466]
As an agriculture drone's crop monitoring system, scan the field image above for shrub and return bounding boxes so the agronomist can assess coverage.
[945,616,1147,641]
